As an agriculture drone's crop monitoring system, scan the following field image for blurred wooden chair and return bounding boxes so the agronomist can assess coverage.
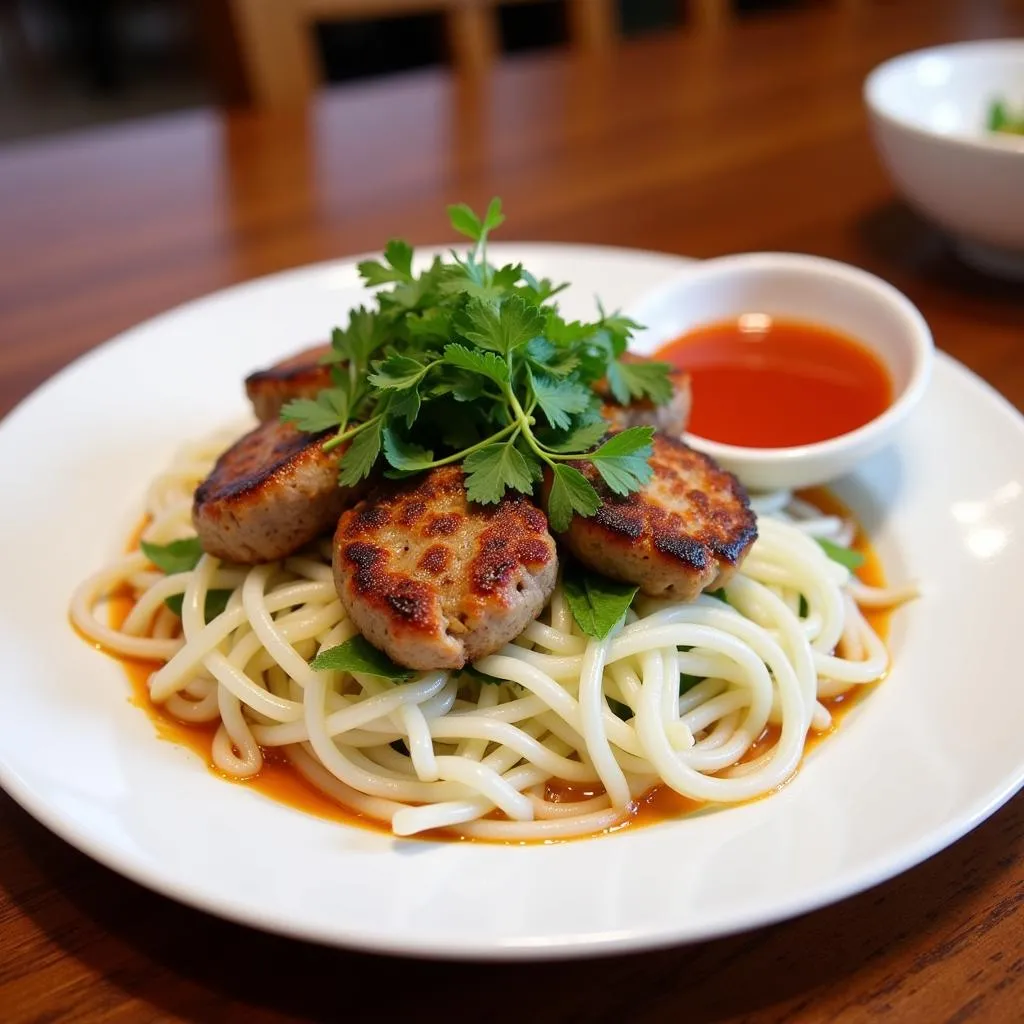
[684,0,865,31]
[213,0,618,109]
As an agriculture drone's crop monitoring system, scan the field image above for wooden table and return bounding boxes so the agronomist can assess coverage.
[2,1,1023,1019]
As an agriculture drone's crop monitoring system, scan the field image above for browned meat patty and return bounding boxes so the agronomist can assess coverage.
[193,420,361,564]
[245,344,334,422]
[333,467,558,670]
[598,353,692,438]
[549,433,756,600]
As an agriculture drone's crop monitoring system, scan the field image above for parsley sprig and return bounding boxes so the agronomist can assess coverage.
[281,199,673,531]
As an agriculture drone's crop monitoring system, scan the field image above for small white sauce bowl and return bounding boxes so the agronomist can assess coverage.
[864,39,1024,278]
[626,252,934,493]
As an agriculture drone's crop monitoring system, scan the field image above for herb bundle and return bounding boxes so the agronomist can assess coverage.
[280,199,673,531]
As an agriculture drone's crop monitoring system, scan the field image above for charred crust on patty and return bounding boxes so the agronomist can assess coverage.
[548,432,757,600]
[192,420,363,564]
[332,466,558,670]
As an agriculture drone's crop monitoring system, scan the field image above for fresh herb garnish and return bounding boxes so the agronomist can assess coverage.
[816,537,866,572]
[140,537,228,622]
[989,98,1024,136]
[164,589,232,623]
[562,563,639,640]
[608,697,634,721]
[281,199,673,528]
[462,664,506,686]
[679,673,703,696]
[140,537,204,575]
[310,635,415,680]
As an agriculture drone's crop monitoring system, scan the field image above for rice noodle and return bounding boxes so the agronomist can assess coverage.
[70,431,916,840]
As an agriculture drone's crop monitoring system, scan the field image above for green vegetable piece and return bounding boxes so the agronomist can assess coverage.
[164,589,232,623]
[816,537,866,571]
[606,356,674,407]
[608,697,634,721]
[442,343,509,385]
[463,443,536,505]
[562,563,639,639]
[530,372,595,431]
[311,635,414,680]
[587,426,655,496]
[679,673,703,696]
[280,198,669,523]
[461,295,545,357]
[280,388,349,433]
[368,354,429,391]
[462,665,506,686]
[337,419,383,487]
[381,425,434,471]
[140,537,203,575]
[546,464,601,533]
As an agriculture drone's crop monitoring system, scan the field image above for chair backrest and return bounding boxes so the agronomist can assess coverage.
[219,0,619,108]
[212,0,865,108]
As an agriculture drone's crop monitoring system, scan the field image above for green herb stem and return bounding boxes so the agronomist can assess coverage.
[323,415,380,453]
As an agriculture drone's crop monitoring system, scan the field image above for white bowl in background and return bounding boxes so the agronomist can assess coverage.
[864,39,1024,279]
[627,252,934,493]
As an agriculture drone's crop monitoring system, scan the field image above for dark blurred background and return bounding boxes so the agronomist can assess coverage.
[0,0,807,142]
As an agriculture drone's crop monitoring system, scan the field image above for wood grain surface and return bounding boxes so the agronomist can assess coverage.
[2,1,1023,1020]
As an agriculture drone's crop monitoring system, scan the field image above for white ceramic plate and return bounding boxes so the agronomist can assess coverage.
[2,245,1023,960]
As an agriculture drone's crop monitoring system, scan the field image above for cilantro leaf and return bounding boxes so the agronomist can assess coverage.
[462,664,505,686]
[369,354,429,391]
[679,673,703,696]
[817,538,866,571]
[382,425,434,471]
[338,419,383,486]
[388,386,421,429]
[530,372,595,431]
[443,343,509,385]
[546,464,600,532]
[461,295,545,357]
[606,357,674,407]
[448,202,484,242]
[514,437,544,483]
[608,697,634,721]
[356,240,414,286]
[526,337,578,377]
[281,199,662,530]
[280,389,349,433]
[482,196,505,234]
[385,239,413,278]
[562,562,638,639]
[587,427,655,495]
[165,588,232,622]
[311,635,414,680]
[543,417,609,454]
[406,307,453,342]
[463,442,535,504]
[140,538,231,621]
[140,537,203,575]
[518,269,568,305]
[441,262,522,302]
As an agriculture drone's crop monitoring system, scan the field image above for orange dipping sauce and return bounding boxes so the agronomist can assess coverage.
[657,316,893,449]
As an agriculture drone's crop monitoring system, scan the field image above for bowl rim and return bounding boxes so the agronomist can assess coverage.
[630,251,935,471]
[864,38,1024,158]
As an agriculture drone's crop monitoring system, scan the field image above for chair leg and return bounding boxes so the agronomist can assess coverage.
[567,0,617,52]
[688,0,729,31]
[227,0,317,108]
[446,2,499,74]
